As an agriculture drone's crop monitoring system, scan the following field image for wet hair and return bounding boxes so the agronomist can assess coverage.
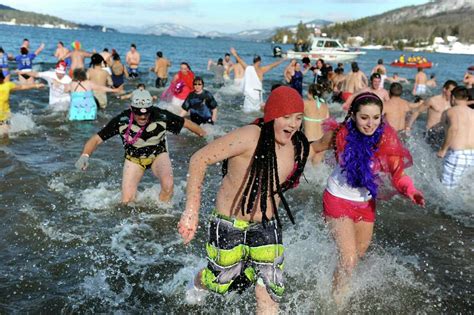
[103,48,109,52]
[253,55,261,63]
[217,58,223,66]
[370,73,381,81]
[337,63,343,68]
[308,82,331,99]
[351,61,359,72]
[20,47,28,55]
[180,62,191,71]
[443,80,458,90]
[0,71,4,84]
[90,53,104,66]
[271,83,283,91]
[136,83,146,89]
[58,41,64,46]
[389,82,403,97]
[23,38,29,42]
[193,76,204,86]
[236,119,309,226]
[113,53,121,61]
[225,53,230,57]
[302,57,311,65]
[0,47,4,54]
[377,59,383,65]
[430,74,436,79]
[131,43,136,48]
[335,67,343,74]
[393,72,399,76]
[451,86,469,100]
[73,68,87,81]
[156,51,163,58]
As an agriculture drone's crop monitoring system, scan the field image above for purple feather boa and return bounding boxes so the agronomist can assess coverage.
[340,119,385,199]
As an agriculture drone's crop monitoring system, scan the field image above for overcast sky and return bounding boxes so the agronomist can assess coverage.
[2,0,430,32]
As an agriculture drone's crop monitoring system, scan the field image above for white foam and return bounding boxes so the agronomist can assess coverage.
[8,111,37,136]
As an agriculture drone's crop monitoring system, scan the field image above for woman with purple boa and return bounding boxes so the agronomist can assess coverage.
[311,92,425,303]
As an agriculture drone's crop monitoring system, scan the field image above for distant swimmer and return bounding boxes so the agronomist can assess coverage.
[227,56,245,89]
[180,77,218,125]
[426,74,437,88]
[75,89,205,203]
[0,71,44,140]
[222,53,233,81]
[15,43,45,84]
[341,61,368,99]
[110,53,128,89]
[371,58,387,77]
[207,58,225,88]
[383,82,423,133]
[63,41,93,76]
[385,72,409,84]
[413,67,428,96]
[230,47,286,112]
[87,54,114,109]
[54,41,70,66]
[343,73,389,111]
[437,86,474,188]
[287,61,309,96]
[126,43,140,78]
[0,47,13,81]
[27,61,72,110]
[151,51,171,88]
[21,38,29,49]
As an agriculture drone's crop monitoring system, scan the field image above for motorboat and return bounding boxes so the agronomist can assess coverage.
[283,37,365,63]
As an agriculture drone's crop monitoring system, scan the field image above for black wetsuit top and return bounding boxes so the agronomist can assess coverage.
[182,90,218,125]
[97,107,184,158]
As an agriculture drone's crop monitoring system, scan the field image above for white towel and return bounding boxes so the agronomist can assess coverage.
[243,66,262,112]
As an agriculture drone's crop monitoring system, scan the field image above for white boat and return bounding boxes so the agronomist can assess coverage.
[284,37,365,63]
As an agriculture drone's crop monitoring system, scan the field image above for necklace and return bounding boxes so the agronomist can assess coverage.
[124,112,148,145]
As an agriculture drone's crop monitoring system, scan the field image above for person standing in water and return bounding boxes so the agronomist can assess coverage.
[63,41,93,76]
[311,92,424,304]
[207,58,225,88]
[110,53,128,89]
[227,56,245,90]
[151,51,171,88]
[413,67,428,96]
[230,47,286,112]
[75,89,205,203]
[15,43,45,84]
[437,86,474,188]
[178,86,309,314]
[126,43,141,78]
[87,54,114,109]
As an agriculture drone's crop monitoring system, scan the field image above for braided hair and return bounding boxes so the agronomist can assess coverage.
[222,119,309,227]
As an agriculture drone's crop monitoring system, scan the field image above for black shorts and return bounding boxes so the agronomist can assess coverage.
[155,77,168,88]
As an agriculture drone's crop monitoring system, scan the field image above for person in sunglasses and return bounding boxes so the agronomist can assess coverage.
[180,77,218,125]
[75,89,206,203]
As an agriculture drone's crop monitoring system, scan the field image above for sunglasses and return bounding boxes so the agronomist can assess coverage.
[131,107,150,115]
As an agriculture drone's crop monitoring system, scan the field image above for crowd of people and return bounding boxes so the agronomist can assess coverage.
[1,37,473,314]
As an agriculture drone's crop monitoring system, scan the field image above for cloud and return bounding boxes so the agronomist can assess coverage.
[101,0,194,11]
[280,12,318,20]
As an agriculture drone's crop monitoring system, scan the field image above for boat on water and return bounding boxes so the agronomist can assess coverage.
[390,61,433,69]
[283,37,365,63]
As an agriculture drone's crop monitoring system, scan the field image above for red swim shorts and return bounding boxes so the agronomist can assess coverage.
[323,190,376,222]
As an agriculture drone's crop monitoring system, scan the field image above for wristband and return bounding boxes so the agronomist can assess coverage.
[81,153,90,157]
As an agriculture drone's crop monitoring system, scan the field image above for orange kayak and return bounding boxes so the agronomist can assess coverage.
[390,61,432,69]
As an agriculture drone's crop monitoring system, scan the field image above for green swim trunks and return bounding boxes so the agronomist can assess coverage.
[201,212,285,302]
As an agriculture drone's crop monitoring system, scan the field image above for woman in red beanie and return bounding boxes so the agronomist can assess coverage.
[178,86,309,313]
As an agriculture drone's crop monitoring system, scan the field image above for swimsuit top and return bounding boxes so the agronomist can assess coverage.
[71,81,93,98]
[304,97,328,123]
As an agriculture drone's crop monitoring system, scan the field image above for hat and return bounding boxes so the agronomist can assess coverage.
[263,86,304,123]
[71,40,81,50]
[131,89,153,114]
[55,61,67,74]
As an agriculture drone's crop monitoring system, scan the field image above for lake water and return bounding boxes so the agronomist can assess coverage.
[0,24,472,313]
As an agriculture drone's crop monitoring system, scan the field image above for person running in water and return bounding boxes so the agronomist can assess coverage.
[311,92,424,304]
[180,77,218,125]
[126,43,140,78]
[75,89,206,203]
[178,86,309,314]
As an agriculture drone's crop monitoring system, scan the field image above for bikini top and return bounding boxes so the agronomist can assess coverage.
[304,97,328,123]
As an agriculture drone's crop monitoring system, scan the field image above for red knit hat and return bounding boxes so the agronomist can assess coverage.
[263,86,304,123]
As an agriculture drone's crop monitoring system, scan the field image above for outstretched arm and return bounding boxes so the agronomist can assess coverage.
[230,47,248,69]
[260,58,286,74]
[183,118,206,137]
[34,43,45,56]
[308,130,333,160]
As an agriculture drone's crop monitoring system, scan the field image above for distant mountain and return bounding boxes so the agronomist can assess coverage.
[0,5,116,32]
[322,0,474,45]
